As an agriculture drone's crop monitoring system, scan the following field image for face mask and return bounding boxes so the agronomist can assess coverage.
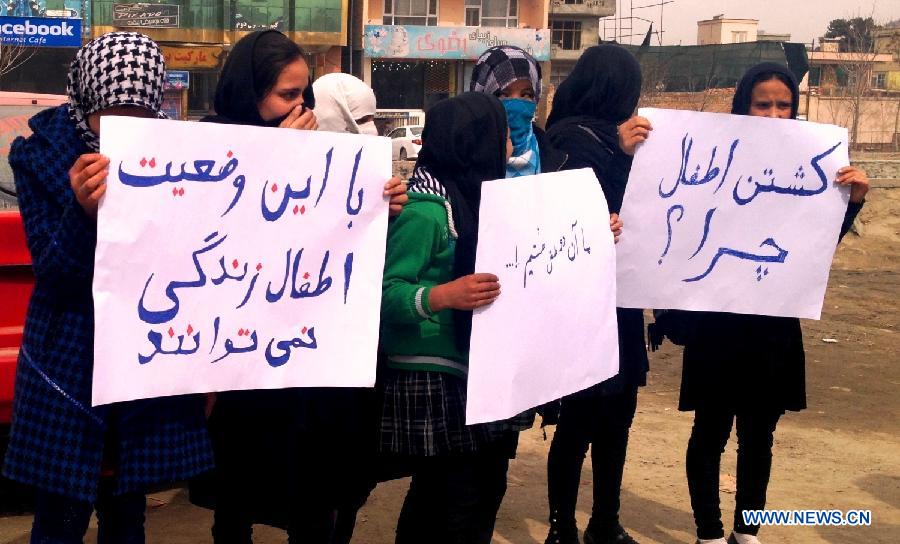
[501,98,536,154]
[358,120,378,136]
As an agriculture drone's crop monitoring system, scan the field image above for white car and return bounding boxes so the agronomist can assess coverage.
[388,125,423,161]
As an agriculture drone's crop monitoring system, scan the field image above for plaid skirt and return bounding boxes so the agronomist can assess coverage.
[379,369,535,456]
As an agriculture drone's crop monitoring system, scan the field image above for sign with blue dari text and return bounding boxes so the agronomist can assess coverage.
[467,169,620,425]
[93,117,392,406]
[616,108,850,319]
[0,16,81,47]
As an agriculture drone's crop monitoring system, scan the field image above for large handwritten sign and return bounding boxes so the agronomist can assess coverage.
[466,169,619,425]
[93,117,391,406]
[364,25,551,61]
[616,108,850,319]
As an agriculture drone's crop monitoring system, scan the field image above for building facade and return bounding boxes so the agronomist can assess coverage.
[547,0,613,85]
[697,14,759,45]
[362,0,551,116]
[93,1,348,116]
[873,27,900,91]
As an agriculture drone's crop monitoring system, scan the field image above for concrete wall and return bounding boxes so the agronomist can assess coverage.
[806,96,900,145]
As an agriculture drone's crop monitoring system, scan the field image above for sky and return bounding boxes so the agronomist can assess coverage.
[601,0,900,46]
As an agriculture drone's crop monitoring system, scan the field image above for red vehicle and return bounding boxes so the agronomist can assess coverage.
[0,211,31,424]
[1,92,66,427]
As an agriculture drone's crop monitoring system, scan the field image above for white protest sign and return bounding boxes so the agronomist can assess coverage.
[92,117,391,406]
[466,169,620,425]
[616,108,850,319]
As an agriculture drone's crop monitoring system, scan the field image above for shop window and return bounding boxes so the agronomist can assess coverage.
[233,0,287,31]
[383,0,438,26]
[372,61,426,109]
[551,20,582,51]
[187,71,218,117]
[295,0,343,33]
[93,0,226,29]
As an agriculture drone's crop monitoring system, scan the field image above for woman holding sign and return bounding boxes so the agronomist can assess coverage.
[670,62,869,544]
[5,32,214,542]
[379,92,525,544]
[196,30,407,543]
[540,44,650,544]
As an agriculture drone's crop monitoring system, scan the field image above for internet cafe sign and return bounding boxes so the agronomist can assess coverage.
[113,3,179,29]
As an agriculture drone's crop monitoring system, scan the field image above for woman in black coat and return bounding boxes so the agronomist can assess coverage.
[196,30,406,544]
[542,44,652,544]
[675,62,869,544]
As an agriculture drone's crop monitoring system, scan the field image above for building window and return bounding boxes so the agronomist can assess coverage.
[808,66,822,87]
[551,20,582,51]
[481,0,518,28]
[383,0,438,26]
[233,1,286,31]
[550,63,572,86]
[872,72,886,89]
[731,31,748,43]
[465,0,518,28]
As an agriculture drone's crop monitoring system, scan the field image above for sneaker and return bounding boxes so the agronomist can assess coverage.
[695,539,728,544]
[584,524,639,544]
[728,532,762,544]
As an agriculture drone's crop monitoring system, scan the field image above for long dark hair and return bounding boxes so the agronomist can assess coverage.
[251,31,306,99]
[211,30,315,126]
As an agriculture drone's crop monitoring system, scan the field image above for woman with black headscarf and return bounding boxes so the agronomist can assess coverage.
[670,62,868,544]
[379,92,524,544]
[6,32,213,542]
[541,44,651,544]
[196,30,407,544]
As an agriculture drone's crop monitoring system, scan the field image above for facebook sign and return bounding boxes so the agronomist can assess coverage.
[0,16,82,47]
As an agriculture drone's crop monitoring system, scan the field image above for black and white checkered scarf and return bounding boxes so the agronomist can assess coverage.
[67,32,167,151]
[470,45,542,101]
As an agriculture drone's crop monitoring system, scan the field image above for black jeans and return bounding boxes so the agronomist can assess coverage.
[394,440,512,544]
[686,406,782,539]
[547,385,639,533]
[31,486,146,544]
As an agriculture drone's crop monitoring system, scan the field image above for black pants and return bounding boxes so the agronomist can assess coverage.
[547,385,639,533]
[686,406,782,539]
[394,441,512,544]
[31,485,146,544]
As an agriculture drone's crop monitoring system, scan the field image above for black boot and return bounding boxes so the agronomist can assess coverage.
[583,523,639,544]
[545,512,580,544]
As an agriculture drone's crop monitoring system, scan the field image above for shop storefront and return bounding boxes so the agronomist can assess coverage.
[0,2,86,94]
[96,1,348,116]
[363,25,550,111]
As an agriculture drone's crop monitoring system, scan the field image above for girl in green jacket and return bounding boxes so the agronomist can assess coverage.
[379,92,521,544]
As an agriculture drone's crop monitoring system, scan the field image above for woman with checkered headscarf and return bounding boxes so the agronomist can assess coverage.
[6,32,213,542]
[470,45,568,176]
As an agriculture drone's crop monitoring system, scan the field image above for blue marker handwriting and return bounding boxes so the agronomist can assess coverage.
[506,220,592,288]
[683,238,789,283]
[732,141,842,205]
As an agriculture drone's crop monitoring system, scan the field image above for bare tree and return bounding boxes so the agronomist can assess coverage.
[0,42,35,82]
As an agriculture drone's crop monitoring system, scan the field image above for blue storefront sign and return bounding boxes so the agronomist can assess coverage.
[165,71,190,90]
[0,16,82,47]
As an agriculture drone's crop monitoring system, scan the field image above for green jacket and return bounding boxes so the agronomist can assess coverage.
[380,192,468,377]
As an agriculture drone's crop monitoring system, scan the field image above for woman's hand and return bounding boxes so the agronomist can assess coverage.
[384,176,408,217]
[69,153,110,218]
[610,213,623,243]
[837,166,869,204]
[428,273,500,312]
[279,105,318,131]
[618,116,652,156]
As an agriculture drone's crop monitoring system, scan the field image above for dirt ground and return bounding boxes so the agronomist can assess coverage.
[0,188,897,543]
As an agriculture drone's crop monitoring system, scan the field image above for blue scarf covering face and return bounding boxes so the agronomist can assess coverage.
[502,98,541,177]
